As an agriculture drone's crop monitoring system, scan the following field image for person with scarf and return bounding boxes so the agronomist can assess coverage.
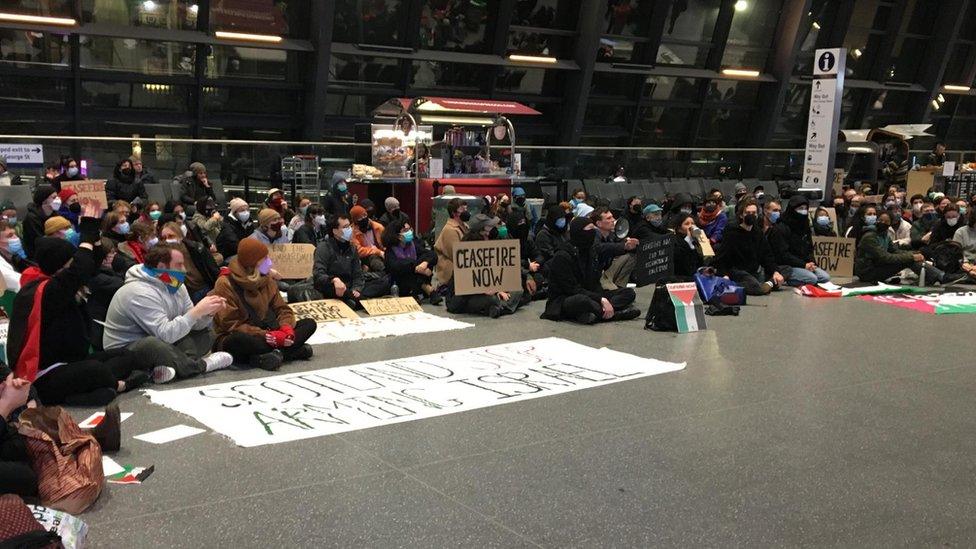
[766,195,830,286]
[212,239,316,371]
[264,188,295,226]
[534,204,571,268]
[6,221,149,406]
[698,195,727,246]
[250,208,292,245]
[541,216,640,324]
[444,214,525,319]
[106,157,147,204]
[350,205,386,272]
[381,219,441,304]
[217,198,255,259]
[116,220,155,270]
[160,221,220,303]
[56,188,81,229]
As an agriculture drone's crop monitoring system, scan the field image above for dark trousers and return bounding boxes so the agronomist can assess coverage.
[31,348,140,405]
[321,276,390,308]
[0,426,37,498]
[126,330,213,379]
[446,291,523,317]
[218,319,317,363]
[558,288,636,320]
[729,269,773,296]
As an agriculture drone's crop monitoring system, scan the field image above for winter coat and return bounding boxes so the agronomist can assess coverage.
[106,161,147,204]
[766,212,815,269]
[672,233,705,277]
[434,218,466,284]
[22,204,57,259]
[542,245,604,319]
[176,172,214,207]
[87,266,124,323]
[352,219,385,258]
[217,215,255,259]
[292,223,328,246]
[713,224,779,277]
[312,237,365,294]
[854,225,915,278]
[211,259,296,347]
[384,240,437,296]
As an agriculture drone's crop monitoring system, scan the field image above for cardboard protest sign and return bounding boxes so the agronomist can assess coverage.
[361,297,423,316]
[666,282,706,333]
[812,236,855,277]
[62,180,107,215]
[267,244,315,280]
[289,299,359,322]
[453,240,522,296]
[633,233,673,287]
[692,228,714,257]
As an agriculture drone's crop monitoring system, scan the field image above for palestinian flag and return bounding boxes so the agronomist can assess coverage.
[860,292,976,314]
[107,465,155,485]
[795,282,929,298]
[666,282,706,333]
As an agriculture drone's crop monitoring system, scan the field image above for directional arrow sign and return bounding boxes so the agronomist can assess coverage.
[0,144,44,166]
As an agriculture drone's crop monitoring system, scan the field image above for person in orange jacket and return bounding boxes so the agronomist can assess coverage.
[349,205,385,272]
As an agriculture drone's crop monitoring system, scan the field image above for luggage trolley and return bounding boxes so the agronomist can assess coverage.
[280,155,321,204]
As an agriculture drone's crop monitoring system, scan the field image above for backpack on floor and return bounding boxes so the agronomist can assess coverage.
[286,279,323,304]
[645,280,677,332]
[929,240,964,273]
[0,494,63,549]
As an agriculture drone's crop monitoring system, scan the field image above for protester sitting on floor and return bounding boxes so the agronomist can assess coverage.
[265,188,292,221]
[445,214,525,319]
[699,194,727,246]
[212,239,316,371]
[767,195,830,286]
[217,197,255,259]
[888,204,912,247]
[160,222,219,303]
[855,211,929,284]
[101,211,130,247]
[288,196,312,233]
[728,183,748,216]
[89,238,126,351]
[434,197,469,288]
[541,216,639,324]
[116,220,155,268]
[191,197,223,245]
[292,203,328,246]
[113,199,133,222]
[926,203,963,245]
[0,372,38,497]
[712,198,785,295]
[911,200,938,244]
[160,200,189,231]
[909,194,925,221]
[177,162,215,208]
[569,187,589,216]
[359,198,379,222]
[44,216,76,245]
[250,208,291,245]
[143,201,163,225]
[52,156,83,191]
[57,188,81,229]
[102,243,233,384]
[24,185,61,258]
[381,219,441,305]
[107,157,147,204]
[666,193,698,228]
[7,228,149,405]
[351,205,386,273]
[671,213,705,278]
[2,200,22,240]
[813,206,837,237]
[379,197,409,227]
[313,214,388,308]
[0,221,30,276]
[323,177,354,218]
[590,207,638,290]
[844,204,877,239]
[507,209,546,300]
[489,193,513,219]
[535,204,571,267]
[624,196,644,235]
[762,198,782,233]
[953,207,976,278]
[131,156,157,186]
[631,204,669,242]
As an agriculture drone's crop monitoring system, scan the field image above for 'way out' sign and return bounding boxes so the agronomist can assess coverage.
[0,144,43,165]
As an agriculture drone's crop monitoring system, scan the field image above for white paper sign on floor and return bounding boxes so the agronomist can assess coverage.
[146,337,686,447]
[304,311,472,345]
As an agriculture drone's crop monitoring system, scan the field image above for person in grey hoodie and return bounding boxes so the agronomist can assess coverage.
[102,243,233,383]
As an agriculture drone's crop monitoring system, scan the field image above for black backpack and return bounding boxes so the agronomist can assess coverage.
[929,240,964,273]
[645,280,677,332]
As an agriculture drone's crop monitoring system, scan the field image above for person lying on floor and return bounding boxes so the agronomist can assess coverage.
[211,239,316,371]
[6,224,149,406]
[381,219,442,305]
[102,243,233,384]
[541,216,640,324]
[445,214,525,319]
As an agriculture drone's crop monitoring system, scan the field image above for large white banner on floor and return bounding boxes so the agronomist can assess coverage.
[146,338,686,447]
[305,311,473,345]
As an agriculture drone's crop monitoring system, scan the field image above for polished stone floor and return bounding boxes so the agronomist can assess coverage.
[77,286,976,547]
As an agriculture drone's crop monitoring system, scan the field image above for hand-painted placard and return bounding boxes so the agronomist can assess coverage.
[452,239,522,295]
[267,244,315,280]
[62,180,107,215]
[812,236,854,277]
[289,299,359,322]
[633,233,673,287]
[361,297,423,316]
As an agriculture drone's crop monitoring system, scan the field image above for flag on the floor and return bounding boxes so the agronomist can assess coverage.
[107,465,154,485]
[859,292,976,314]
[795,282,930,298]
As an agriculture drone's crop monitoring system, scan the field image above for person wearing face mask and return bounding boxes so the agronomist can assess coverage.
[713,198,785,295]
[381,219,441,304]
[292,203,329,246]
[766,195,830,286]
[535,204,572,268]
[953,206,976,279]
[160,222,220,303]
[887,206,913,247]
[106,158,147,204]
[444,214,525,319]
[631,203,669,242]
[100,211,131,247]
[379,196,410,227]
[88,238,126,351]
[434,198,470,288]
[56,188,81,229]
[313,215,388,307]
[323,177,354,218]
[541,216,639,324]
[505,209,546,301]
[855,212,933,284]
[176,162,215,208]
[130,156,157,186]
[250,208,292,245]
[908,194,926,222]
[926,203,963,246]
[671,213,705,277]
[23,185,61,259]
[212,239,316,371]
[837,192,862,236]
[142,201,163,225]
[288,196,312,233]
[911,200,938,245]
[217,198,255,259]
[114,220,155,270]
[0,222,31,279]
[845,204,878,240]
[103,243,233,384]
[1,201,22,240]
[350,205,386,273]
[762,199,782,233]
[52,157,83,191]
[569,188,589,216]
[44,216,79,248]
[698,196,728,246]
[666,192,698,228]
[812,207,837,237]
[753,185,765,200]
[623,196,644,234]
[191,197,223,245]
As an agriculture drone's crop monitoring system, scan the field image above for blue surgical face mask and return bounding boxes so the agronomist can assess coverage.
[337,183,348,193]
[114,221,130,235]
[816,215,831,227]
[66,167,79,177]
[864,215,877,226]
[402,230,414,243]
[7,236,24,258]
[64,228,80,247]
[146,236,159,248]
[555,217,567,229]
[650,217,663,227]
[340,226,353,241]
[6,217,16,226]
[960,207,968,216]
[769,211,781,223]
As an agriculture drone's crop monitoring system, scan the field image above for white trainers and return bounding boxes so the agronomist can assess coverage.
[151,366,177,384]
[203,351,234,373]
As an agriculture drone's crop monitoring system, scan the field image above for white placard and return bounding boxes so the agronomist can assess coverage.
[133,424,205,444]
[304,311,472,345]
[146,337,686,447]
[429,158,444,178]
[0,143,43,165]
[943,161,956,176]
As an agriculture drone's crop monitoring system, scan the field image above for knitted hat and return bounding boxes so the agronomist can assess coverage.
[58,188,77,203]
[350,205,367,220]
[228,197,248,213]
[384,197,400,211]
[237,238,269,269]
[734,182,747,193]
[33,185,56,206]
[189,162,206,174]
[44,216,71,236]
[257,208,280,227]
[0,199,15,212]
[35,237,76,275]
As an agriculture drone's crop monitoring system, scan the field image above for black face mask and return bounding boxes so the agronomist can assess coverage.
[68,203,81,214]
[357,218,370,231]
[631,205,642,214]
[488,227,499,239]
[704,204,717,213]
[876,223,890,234]
[459,211,471,223]
[514,196,526,206]
[390,208,400,217]
[743,213,757,226]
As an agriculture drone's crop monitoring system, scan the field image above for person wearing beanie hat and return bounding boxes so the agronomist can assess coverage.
[631,203,668,241]
[106,157,148,205]
[210,239,317,370]
[443,214,523,319]
[43,216,72,238]
[312,213,390,307]
[250,208,290,245]
[56,188,81,228]
[350,205,386,272]
[217,197,255,259]
[379,196,410,227]
[7,220,150,407]
[176,161,214,208]
[23,185,61,259]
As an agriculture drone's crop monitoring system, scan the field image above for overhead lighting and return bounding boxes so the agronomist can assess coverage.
[852,48,862,58]
[508,54,557,64]
[142,0,157,11]
[938,94,946,103]
[812,21,821,30]
[734,0,748,11]
[0,12,77,26]
[944,84,972,92]
[214,30,282,43]
[420,115,495,126]
[189,4,199,14]
[931,100,941,110]
[721,68,760,78]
